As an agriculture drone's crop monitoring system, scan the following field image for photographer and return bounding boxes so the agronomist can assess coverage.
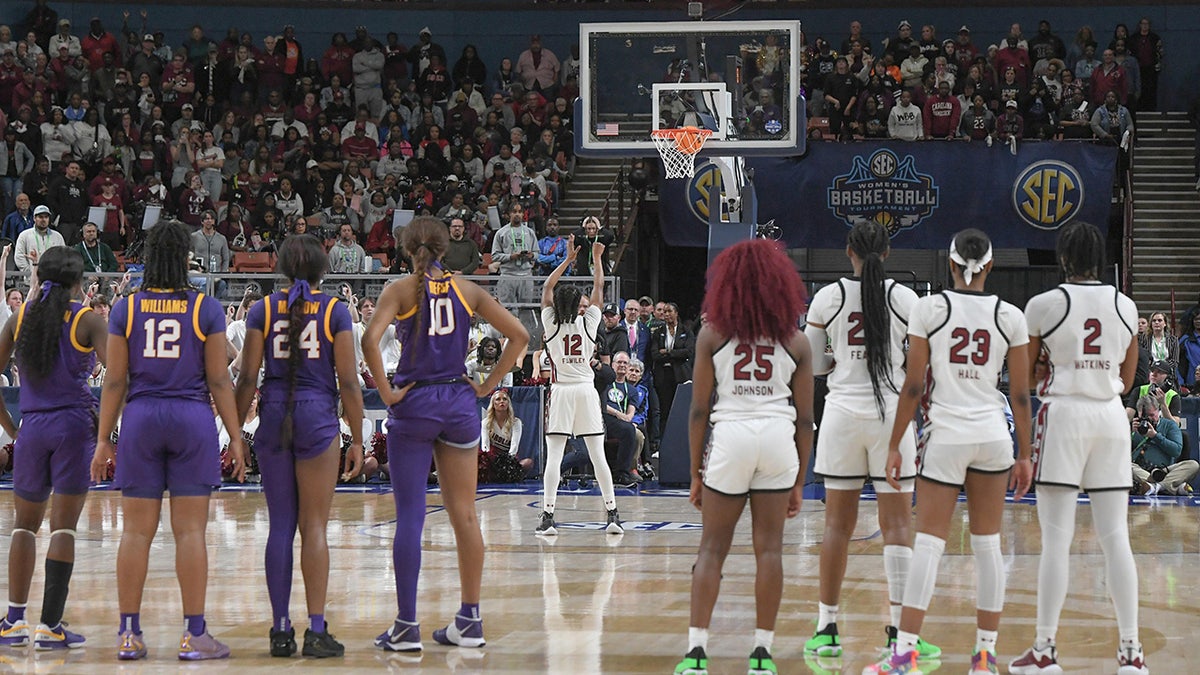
[1130,394,1197,495]
[1125,360,1180,424]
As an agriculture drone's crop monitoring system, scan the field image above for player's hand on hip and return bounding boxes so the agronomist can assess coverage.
[380,382,416,406]
[884,448,903,491]
[342,441,364,481]
[1009,458,1032,501]
[91,439,116,483]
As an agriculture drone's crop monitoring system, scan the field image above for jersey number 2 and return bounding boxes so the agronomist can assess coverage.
[1082,318,1102,354]
[733,344,774,381]
[846,312,865,345]
[949,327,990,365]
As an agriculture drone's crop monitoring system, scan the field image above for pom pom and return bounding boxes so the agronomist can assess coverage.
[369,431,388,465]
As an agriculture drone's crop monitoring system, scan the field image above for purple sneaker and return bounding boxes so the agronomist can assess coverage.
[375,620,421,652]
[33,623,85,650]
[0,619,29,648]
[117,631,147,660]
[178,631,230,660]
[432,614,485,648]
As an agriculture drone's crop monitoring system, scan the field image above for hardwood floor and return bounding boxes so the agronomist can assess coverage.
[0,485,1195,673]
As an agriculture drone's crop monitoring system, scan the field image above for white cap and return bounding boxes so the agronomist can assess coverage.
[33,205,51,216]
[445,174,459,182]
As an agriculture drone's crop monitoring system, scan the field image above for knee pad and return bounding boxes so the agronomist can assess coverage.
[11,528,35,538]
[49,529,76,540]
[970,533,1004,613]
[903,533,946,612]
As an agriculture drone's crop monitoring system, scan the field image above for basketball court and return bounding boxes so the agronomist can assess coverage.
[0,485,1194,673]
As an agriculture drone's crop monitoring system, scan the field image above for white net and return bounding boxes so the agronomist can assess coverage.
[651,128,712,179]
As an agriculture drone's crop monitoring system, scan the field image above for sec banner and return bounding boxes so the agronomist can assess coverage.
[660,140,1117,249]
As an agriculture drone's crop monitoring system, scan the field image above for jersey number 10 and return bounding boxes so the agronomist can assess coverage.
[428,298,456,336]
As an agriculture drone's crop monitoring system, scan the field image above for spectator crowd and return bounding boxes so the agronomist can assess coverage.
[0,3,585,283]
[803,18,1161,145]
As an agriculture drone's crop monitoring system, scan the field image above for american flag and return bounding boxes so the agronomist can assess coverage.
[595,122,620,136]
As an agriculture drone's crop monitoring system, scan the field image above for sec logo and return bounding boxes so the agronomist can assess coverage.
[687,160,724,222]
[1012,160,1084,230]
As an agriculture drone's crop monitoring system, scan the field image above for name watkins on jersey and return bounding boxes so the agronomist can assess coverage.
[1075,358,1110,370]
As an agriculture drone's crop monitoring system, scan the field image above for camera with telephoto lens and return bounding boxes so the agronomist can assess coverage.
[1135,418,1152,435]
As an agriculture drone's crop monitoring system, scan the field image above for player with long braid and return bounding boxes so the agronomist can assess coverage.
[0,247,107,650]
[803,221,937,661]
[366,217,528,652]
[236,234,364,658]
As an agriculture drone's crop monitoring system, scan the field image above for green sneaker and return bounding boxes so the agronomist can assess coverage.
[674,646,707,675]
[804,622,842,657]
[884,626,943,660]
[748,646,777,674]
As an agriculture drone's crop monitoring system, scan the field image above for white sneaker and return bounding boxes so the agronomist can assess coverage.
[1146,483,1160,496]
[986,135,993,147]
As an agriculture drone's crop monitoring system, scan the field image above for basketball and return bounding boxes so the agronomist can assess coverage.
[674,127,708,154]
[874,211,894,228]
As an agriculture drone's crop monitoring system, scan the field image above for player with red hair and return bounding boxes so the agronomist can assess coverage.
[674,238,813,675]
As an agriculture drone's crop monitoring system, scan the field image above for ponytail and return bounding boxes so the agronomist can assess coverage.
[848,222,895,417]
[400,217,451,365]
[15,248,84,381]
[275,235,329,450]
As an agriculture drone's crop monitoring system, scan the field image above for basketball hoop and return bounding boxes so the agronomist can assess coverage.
[651,126,712,179]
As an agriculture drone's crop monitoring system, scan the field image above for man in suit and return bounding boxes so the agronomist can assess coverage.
[651,302,694,429]
[620,298,659,445]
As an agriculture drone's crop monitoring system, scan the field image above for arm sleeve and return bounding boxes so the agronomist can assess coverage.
[479,420,490,452]
[510,417,523,456]
[804,323,833,375]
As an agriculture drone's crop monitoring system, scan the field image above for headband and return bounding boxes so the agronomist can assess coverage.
[949,238,992,285]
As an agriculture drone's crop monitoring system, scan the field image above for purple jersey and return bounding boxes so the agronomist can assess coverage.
[392,268,473,387]
[246,290,352,403]
[15,301,97,413]
[109,289,226,402]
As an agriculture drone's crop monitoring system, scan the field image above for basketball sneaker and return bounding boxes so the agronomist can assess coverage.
[0,618,29,647]
[32,623,85,650]
[885,626,942,660]
[861,648,922,674]
[432,614,485,648]
[674,646,707,674]
[805,622,842,657]
[1008,642,1062,674]
[1117,644,1149,675]
[117,631,147,660]
[177,630,231,660]
[302,626,344,658]
[748,645,777,674]
[804,653,844,675]
[970,649,998,674]
[606,509,624,534]
[375,619,421,652]
[269,625,296,657]
[535,511,557,536]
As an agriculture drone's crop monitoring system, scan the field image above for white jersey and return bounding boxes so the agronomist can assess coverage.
[542,304,601,385]
[710,337,797,423]
[908,290,1028,443]
[1025,282,1136,401]
[807,277,918,417]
